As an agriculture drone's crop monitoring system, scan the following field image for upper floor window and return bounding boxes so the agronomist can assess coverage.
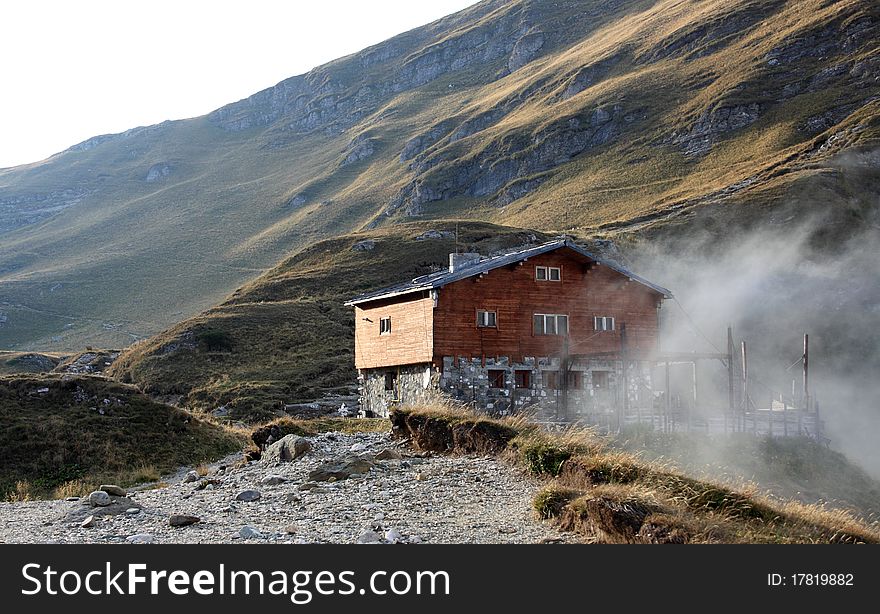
[534,313,568,336]
[593,316,615,331]
[379,317,392,335]
[477,310,497,328]
[535,266,561,281]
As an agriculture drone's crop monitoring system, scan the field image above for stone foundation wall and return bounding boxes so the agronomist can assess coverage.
[358,357,654,420]
[438,355,653,418]
[358,364,436,418]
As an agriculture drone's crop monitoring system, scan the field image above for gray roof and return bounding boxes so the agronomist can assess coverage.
[344,238,672,306]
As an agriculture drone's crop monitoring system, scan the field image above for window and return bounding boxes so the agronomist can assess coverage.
[379,317,392,335]
[533,313,569,336]
[594,316,615,331]
[514,369,531,389]
[566,371,583,390]
[535,266,561,281]
[477,310,497,328]
[384,371,397,391]
[488,369,506,389]
[592,371,610,389]
[543,370,560,390]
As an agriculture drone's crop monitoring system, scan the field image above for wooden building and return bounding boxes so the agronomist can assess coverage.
[345,238,672,418]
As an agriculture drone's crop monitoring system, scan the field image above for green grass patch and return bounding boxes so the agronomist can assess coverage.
[0,374,247,500]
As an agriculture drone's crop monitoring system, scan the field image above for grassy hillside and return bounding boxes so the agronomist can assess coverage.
[392,403,880,543]
[0,374,246,500]
[110,221,549,421]
[0,351,65,375]
[612,430,880,520]
[0,0,877,350]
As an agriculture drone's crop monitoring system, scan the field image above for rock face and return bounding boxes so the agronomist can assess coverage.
[145,163,172,182]
[308,455,375,482]
[670,104,762,156]
[261,435,312,464]
[351,239,377,252]
[508,31,545,72]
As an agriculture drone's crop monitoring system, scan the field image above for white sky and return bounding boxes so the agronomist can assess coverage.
[0,0,479,168]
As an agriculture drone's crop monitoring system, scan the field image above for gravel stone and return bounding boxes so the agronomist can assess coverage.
[0,432,569,544]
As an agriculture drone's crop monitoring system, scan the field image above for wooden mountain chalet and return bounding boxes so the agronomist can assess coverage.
[345,238,672,419]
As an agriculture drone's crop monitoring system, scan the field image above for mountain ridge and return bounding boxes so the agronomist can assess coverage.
[1,0,878,350]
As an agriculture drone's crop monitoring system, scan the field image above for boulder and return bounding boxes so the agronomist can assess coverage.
[261,474,288,486]
[183,470,200,483]
[239,526,264,539]
[357,530,381,544]
[308,455,374,482]
[99,484,126,497]
[262,434,312,464]
[88,491,112,507]
[235,489,262,502]
[169,514,200,528]
[376,448,403,461]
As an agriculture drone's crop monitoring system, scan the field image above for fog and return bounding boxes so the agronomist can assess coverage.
[626,215,880,477]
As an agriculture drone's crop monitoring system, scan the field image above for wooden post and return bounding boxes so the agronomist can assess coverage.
[803,333,810,412]
[727,326,735,433]
[741,340,749,433]
[620,323,628,432]
[664,360,671,434]
[689,360,697,433]
[783,396,788,437]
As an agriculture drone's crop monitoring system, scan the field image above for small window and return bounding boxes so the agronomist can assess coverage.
[379,317,392,335]
[536,266,560,281]
[594,316,615,331]
[566,371,583,390]
[488,369,506,389]
[384,371,397,391]
[543,370,560,390]
[592,371,610,389]
[514,369,531,389]
[477,310,497,328]
[534,314,568,336]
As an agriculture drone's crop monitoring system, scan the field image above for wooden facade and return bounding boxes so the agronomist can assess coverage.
[432,250,662,365]
[354,293,434,370]
[353,247,663,370]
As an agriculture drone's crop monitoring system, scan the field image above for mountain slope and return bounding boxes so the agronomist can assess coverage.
[1,0,878,349]
[108,221,549,421]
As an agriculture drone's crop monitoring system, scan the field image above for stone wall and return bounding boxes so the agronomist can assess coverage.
[438,355,653,418]
[358,356,654,421]
[359,364,436,418]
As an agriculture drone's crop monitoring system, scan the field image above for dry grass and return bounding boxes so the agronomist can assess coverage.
[392,403,880,543]
[0,374,248,500]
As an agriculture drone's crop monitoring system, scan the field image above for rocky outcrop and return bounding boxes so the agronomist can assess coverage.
[261,434,312,464]
[670,104,762,156]
[508,31,545,72]
[339,134,377,167]
[389,104,625,214]
[207,1,527,136]
[145,163,172,182]
[0,189,90,233]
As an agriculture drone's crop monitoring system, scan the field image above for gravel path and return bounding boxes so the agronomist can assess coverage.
[0,432,570,544]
